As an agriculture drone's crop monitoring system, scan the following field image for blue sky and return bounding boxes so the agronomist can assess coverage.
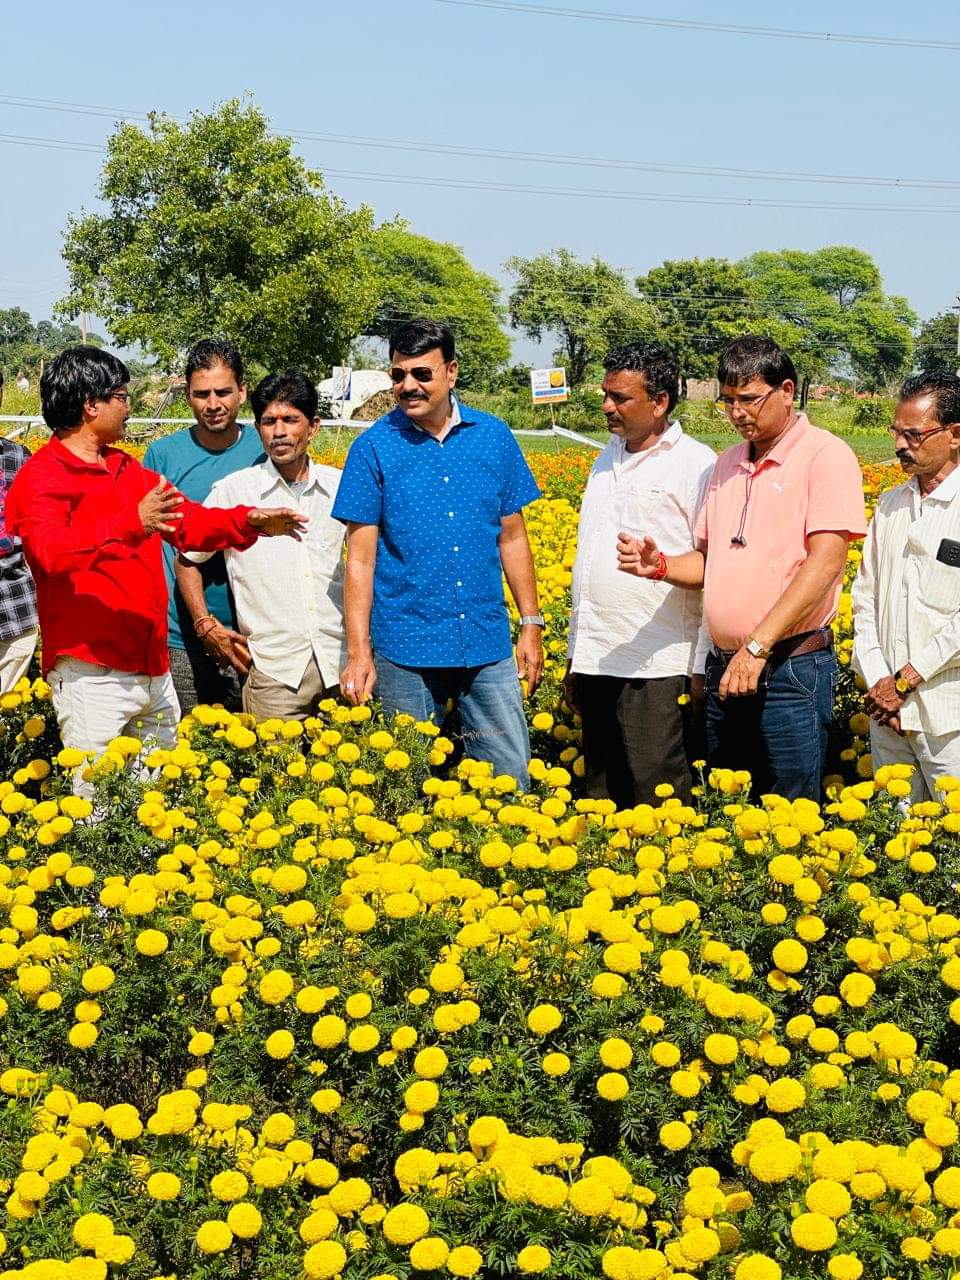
[1,0,957,363]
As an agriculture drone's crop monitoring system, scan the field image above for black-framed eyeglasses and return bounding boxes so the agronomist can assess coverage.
[389,364,447,385]
[108,390,131,404]
[888,423,952,449]
[716,384,782,414]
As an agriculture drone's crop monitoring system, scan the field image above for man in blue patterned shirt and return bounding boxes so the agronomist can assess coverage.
[333,320,544,788]
[0,369,38,692]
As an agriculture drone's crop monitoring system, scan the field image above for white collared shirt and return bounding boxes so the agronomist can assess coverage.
[852,465,960,736]
[186,459,346,689]
[569,422,715,678]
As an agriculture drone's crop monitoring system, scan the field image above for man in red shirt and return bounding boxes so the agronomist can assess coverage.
[7,346,305,791]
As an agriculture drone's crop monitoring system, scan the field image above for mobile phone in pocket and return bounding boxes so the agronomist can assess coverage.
[936,538,960,568]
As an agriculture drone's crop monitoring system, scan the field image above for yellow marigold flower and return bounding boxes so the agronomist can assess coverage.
[146,1172,181,1201]
[81,965,115,994]
[413,1046,449,1078]
[526,1003,562,1035]
[264,1029,295,1059]
[310,1088,343,1115]
[210,1171,248,1202]
[597,1072,629,1102]
[805,1179,852,1219]
[827,1256,863,1280]
[382,1203,430,1245]
[599,1037,633,1069]
[303,1240,348,1278]
[516,1244,551,1273]
[659,1121,692,1150]
[135,928,169,957]
[704,1033,738,1065]
[410,1237,450,1270]
[933,1227,960,1256]
[790,1212,837,1251]
[734,1257,782,1280]
[227,1202,262,1239]
[404,1081,440,1114]
[542,1051,571,1076]
[568,1176,615,1216]
[429,962,464,993]
[327,1176,372,1215]
[680,1226,721,1263]
[446,1244,484,1276]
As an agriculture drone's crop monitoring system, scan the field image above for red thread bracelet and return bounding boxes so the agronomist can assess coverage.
[650,552,668,582]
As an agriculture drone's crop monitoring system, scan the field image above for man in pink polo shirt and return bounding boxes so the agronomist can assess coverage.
[618,335,866,799]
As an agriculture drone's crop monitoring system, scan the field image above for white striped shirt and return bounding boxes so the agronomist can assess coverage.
[852,465,960,735]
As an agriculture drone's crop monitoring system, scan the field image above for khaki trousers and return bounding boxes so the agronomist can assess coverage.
[242,656,337,722]
[0,627,38,694]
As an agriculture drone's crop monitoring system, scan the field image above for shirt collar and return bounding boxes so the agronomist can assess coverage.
[737,412,811,471]
[258,457,329,498]
[613,419,682,462]
[911,463,960,504]
[47,434,126,472]
[390,393,471,433]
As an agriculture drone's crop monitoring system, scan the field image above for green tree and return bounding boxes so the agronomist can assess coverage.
[58,100,379,377]
[634,257,752,391]
[0,308,102,377]
[365,226,509,388]
[739,246,914,393]
[915,312,959,374]
[505,249,655,386]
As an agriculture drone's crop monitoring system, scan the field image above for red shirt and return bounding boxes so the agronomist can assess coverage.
[6,436,258,677]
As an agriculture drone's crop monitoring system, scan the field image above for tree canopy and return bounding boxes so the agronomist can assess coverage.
[634,257,752,389]
[0,308,100,376]
[58,100,380,378]
[365,226,509,388]
[506,249,655,386]
[915,311,959,375]
[739,246,915,391]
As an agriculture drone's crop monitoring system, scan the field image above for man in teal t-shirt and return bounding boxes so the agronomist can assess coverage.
[144,338,264,713]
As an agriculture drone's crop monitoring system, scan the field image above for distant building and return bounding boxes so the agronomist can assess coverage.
[315,369,392,418]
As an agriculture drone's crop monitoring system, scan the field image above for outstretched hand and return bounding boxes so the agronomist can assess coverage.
[616,532,662,578]
[139,479,184,535]
[248,508,309,539]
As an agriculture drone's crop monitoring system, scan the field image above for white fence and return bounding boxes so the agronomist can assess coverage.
[0,415,605,449]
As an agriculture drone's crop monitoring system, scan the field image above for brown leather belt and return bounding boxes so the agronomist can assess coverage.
[712,627,834,665]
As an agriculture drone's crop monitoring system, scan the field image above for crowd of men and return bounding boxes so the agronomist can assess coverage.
[0,320,959,807]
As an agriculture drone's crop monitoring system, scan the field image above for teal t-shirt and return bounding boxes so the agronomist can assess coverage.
[143,426,265,650]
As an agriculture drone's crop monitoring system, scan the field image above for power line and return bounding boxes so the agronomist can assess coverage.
[3,94,960,193]
[321,166,960,216]
[430,0,960,51]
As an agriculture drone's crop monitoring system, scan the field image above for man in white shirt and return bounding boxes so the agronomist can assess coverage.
[852,372,960,801]
[564,342,715,806]
[176,370,346,720]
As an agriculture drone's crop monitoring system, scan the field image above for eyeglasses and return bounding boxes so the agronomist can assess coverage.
[716,385,782,414]
[888,423,952,449]
[389,364,446,385]
[108,390,131,404]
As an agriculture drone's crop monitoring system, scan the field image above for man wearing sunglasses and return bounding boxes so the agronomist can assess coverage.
[618,335,866,800]
[333,318,543,789]
[852,372,960,801]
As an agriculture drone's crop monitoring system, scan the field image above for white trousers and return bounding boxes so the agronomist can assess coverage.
[870,719,960,803]
[0,627,38,694]
[49,656,180,796]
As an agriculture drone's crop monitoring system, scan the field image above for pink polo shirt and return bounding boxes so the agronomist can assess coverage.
[694,414,866,653]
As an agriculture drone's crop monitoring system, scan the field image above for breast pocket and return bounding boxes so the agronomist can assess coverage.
[920,561,960,613]
[615,486,667,535]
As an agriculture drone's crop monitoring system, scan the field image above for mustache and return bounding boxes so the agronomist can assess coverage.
[896,451,915,464]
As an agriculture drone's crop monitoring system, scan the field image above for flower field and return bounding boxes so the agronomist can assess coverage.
[6,456,960,1280]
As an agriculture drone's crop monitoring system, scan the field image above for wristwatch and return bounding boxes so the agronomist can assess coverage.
[894,668,912,695]
[520,614,546,627]
[745,636,772,660]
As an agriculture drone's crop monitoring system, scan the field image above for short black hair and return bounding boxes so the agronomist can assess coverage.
[388,318,456,363]
[41,346,130,433]
[900,370,960,427]
[604,341,680,415]
[251,370,318,423]
[184,337,244,388]
[718,335,798,393]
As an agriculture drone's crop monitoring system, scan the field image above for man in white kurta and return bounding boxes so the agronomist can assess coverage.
[564,342,714,807]
[852,372,960,801]
[176,371,346,720]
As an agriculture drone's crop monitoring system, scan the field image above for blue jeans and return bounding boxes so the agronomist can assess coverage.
[375,654,531,790]
[704,648,836,800]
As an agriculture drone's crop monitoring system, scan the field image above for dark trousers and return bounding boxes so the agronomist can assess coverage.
[577,672,696,809]
[168,643,243,715]
[704,648,836,800]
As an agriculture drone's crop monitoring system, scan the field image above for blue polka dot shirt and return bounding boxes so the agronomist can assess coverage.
[332,398,541,668]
